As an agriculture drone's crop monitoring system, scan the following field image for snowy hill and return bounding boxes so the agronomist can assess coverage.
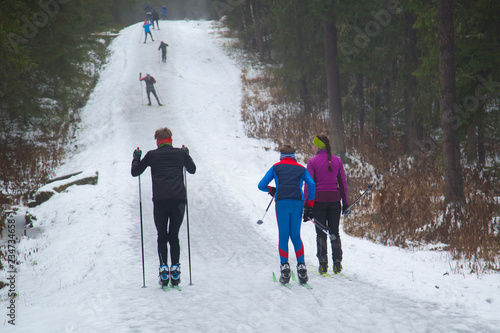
[1,20,499,332]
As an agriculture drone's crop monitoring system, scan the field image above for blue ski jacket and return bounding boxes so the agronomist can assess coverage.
[143,22,152,33]
[258,157,315,203]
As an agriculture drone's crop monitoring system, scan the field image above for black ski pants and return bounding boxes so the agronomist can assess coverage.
[153,199,185,266]
[146,87,160,105]
[144,31,153,43]
[313,201,343,263]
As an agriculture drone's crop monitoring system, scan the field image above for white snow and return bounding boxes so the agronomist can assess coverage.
[2,20,500,332]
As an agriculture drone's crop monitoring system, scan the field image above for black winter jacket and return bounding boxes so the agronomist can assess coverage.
[131,145,196,201]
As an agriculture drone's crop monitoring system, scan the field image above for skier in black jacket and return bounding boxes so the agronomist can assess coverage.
[152,9,160,29]
[131,127,196,287]
[158,41,168,63]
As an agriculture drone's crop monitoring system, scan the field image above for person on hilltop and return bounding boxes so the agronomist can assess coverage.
[304,134,350,274]
[161,5,167,20]
[158,41,169,63]
[145,3,153,22]
[139,73,162,106]
[131,127,196,288]
[152,9,160,29]
[258,144,316,285]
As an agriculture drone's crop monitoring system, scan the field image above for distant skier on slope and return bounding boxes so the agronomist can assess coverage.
[143,20,154,43]
[139,73,162,106]
[158,41,169,63]
[131,127,196,287]
[304,134,349,275]
[258,144,316,285]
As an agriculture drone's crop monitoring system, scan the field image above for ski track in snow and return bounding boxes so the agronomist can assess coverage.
[1,21,499,333]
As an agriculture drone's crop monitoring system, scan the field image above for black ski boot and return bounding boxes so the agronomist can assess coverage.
[319,261,328,274]
[297,263,308,284]
[159,265,169,286]
[170,264,181,286]
[279,262,291,284]
[333,260,342,274]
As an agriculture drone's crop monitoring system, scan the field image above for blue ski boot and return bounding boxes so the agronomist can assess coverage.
[159,265,169,286]
[170,264,181,286]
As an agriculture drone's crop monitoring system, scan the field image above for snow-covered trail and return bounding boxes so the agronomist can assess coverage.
[2,20,499,332]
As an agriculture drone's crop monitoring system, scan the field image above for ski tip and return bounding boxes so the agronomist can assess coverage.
[272,272,277,282]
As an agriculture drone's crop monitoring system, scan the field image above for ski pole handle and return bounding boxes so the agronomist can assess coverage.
[257,196,274,225]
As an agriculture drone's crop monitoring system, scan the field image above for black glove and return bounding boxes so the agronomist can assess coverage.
[268,186,276,197]
[133,148,142,160]
[182,146,190,155]
[303,206,314,222]
[342,205,351,216]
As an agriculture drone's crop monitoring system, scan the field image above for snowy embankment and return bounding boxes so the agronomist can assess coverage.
[1,20,499,332]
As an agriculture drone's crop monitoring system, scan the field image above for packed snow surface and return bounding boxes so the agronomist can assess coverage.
[1,20,499,333]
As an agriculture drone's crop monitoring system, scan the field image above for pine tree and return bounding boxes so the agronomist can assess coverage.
[437,0,464,204]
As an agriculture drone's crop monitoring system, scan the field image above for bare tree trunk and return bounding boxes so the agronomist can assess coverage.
[249,0,265,61]
[437,0,464,204]
[404,88,416,155]
[383,78,392,143]
[466,118,477,163]
[404,12,418,156]
[356,74,365,136]
[324,9,345,157]
[477,104,486,165]
[300,72,311,114]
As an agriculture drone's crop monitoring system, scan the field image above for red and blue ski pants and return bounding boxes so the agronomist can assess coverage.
[275,199,305,264]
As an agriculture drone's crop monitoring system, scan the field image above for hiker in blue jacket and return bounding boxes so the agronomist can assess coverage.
[143,20,153,43]
[258,144,316,285]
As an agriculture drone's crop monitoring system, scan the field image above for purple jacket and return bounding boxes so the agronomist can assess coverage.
[304,150,349,206]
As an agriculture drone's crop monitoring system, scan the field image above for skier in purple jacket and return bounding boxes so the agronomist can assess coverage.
[304,134,349,274]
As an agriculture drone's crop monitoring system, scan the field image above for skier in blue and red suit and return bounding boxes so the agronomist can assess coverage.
[258,144,316,284]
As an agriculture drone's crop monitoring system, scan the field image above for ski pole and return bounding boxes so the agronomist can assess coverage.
[154,83,163,104]
[138,158,146,288]
[305,218,336,241]
[257,196,274,225]
[346,184,373,211]
[183,166,193,286]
